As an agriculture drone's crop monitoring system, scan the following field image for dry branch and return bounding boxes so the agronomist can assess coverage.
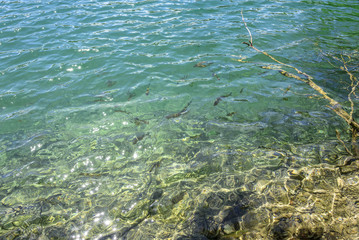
[241,13,359,155]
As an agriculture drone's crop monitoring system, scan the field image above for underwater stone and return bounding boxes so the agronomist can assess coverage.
[171,191,186,205]
[220,174,245,188]
[242,211,259,229]
[287,169,306,181]
[271,217,292,240]
[323,231,342,240]
[251,168,273,180]
[151,188,163,200]
[339,164,359,174]
[302,178,315,192]
[2,221,14,230]
[285,178,301,194]
[189,209,220,239]
[205,192,226,209]
[149,201,159,215]
[222,223,236,235]
[295,226,323,240]
[43,226,68,240]
[263,181,289,204]
[216,205,244,234]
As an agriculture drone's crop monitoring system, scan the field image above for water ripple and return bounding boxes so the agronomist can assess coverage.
[0,1,358,237]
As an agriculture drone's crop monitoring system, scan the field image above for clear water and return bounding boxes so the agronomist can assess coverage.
[1,0,358,239]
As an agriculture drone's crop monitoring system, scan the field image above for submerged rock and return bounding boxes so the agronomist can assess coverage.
[2,137,359,240]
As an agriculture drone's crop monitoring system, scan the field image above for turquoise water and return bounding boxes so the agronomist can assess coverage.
[1,0,359,239]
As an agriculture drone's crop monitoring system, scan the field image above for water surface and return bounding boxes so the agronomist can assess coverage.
[1,0,359,239]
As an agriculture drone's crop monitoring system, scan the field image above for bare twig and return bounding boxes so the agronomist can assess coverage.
[241,10,252,46]
[352,128,359,156]
[336,129,353,155]
[339,55,358,123]
[240,12,359,155]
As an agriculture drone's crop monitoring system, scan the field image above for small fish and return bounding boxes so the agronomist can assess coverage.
[287,169,305,181]
[165,112,183,119]
[212,72,220,80]
[166,100,192,119]
[240,87,244,93]
[145,85,150,96]
[132,132,147,144]
[79,172,103,177]
[283,85,291,94]
[213,97,222,106]
[134,117,149,126]
[171,191,186,204]
[114,108,130,114]
[214,92,232,106]
[295,111,310,118]
[106,80,116,87]
[149,161,161,173]
[226,112,236,116]
[127,91,135,101]
[222,92,232,98]
[189,133,202,139]
[234,98,248,102]
[194,61,213,68]
[94,97,106,102]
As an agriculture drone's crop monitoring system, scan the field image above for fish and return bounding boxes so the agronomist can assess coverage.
[214,92,232,106]
[106,80,116,87]
[212,72,220,80]
[145,85,150,96]
[79,172,105,177]
[234,98,248,102]
[165,112,183,119]
[283,85,291,94]
[181,74,188,80]
[133,117,149,126]
[94,97,106,102]
[132,132,147,144]
[166,100,192,119]
[213,97,222,106]
[127,91,135,101]
[114,108,130,114]
[149,161,161,173]
[194,61,213,68]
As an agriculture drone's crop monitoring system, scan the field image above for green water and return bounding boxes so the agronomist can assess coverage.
[1,0,359,239]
